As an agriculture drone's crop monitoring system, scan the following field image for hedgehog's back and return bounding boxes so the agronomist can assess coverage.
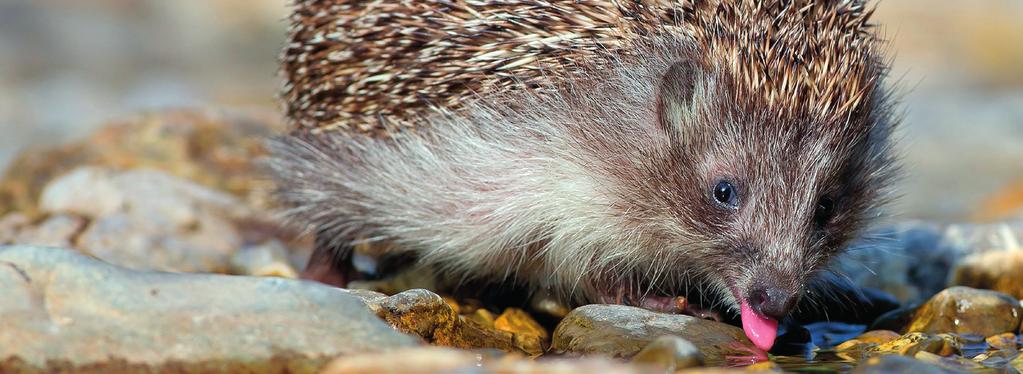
[282,0,883,137]
[280,0,676,137]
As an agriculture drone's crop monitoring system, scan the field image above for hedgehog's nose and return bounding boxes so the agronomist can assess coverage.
[749,287,798,320]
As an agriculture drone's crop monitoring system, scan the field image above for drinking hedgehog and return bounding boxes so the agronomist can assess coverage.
[269,0,899,350]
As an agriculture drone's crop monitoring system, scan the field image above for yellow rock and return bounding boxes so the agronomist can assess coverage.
[868,332,946,356]
[495,308,549,340]
[469,308,497,329]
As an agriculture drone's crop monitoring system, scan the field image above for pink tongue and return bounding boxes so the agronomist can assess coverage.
[740,301,779,351]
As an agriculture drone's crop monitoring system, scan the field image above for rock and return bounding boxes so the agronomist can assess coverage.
[839,221,1023,304]
[0,109,284,217]
[551,304,750,364]
[0,213,31,243]
[320,347,654,374]
[743,361,782,371]
[913,351,985,372]
[851,355,961,374]
[865,332,959,357]
[359,289,546,356]
[940,222,1023,255]
[319,347,481,374]
[531,292,573,319]
[36,166,271,273]
[469,308,498,329]
[853,330,902,345]
[984,332,1018,351]
[5,213,86,248]
[905,287,1022,337]
[1012,353,1023,372]
[839,221,952,303]
[630,336,705,371]
[950,250,1023,299]
[835,330,901,351]
[0,246,419,372]
[494,308,549,341]
[229,240,299,278]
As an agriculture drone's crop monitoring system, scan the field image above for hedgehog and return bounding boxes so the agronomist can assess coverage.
[269,0,899,351]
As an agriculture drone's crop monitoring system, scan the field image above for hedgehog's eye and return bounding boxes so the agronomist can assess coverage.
[814,195,835,227]
[712,180,739,208]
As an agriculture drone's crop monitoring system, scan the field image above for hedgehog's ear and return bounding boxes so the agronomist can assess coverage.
[656,60,705,139]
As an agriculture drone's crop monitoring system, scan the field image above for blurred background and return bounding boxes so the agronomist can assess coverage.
[1,0,1021,223]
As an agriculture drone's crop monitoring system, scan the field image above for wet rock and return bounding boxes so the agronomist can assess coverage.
[494,308,549,341]
[38,166,269,273]
[229,240,298,278]
[0,246,419,372]
[359,289,545,355]
[551,304,750,364]
[835,330,901,351]
[1011,352,1023,372]
[970,350,1019,371]
[865,332,959,357]
[743,361,782,371]
[630,336,704,371]
[984,332,1018,351]
[0,109,283,217]
[320,347,653,374]
[950,250,1023,299]
[851,355,960,374]
[914,351,985,372]
[905,287,1021,337]
[853,330,902,345]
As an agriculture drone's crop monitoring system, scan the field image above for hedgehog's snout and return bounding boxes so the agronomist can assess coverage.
[748,286,799,320]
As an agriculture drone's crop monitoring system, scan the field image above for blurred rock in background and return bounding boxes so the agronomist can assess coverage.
[0,0,285,172]
[0,0,1021,223]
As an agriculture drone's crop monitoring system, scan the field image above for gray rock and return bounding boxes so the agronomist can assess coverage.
[0,245,419,372]
[38,166,263,272]
[551,304,749,365]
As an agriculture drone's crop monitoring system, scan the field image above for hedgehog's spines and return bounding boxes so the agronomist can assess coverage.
[282,1,885,138]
